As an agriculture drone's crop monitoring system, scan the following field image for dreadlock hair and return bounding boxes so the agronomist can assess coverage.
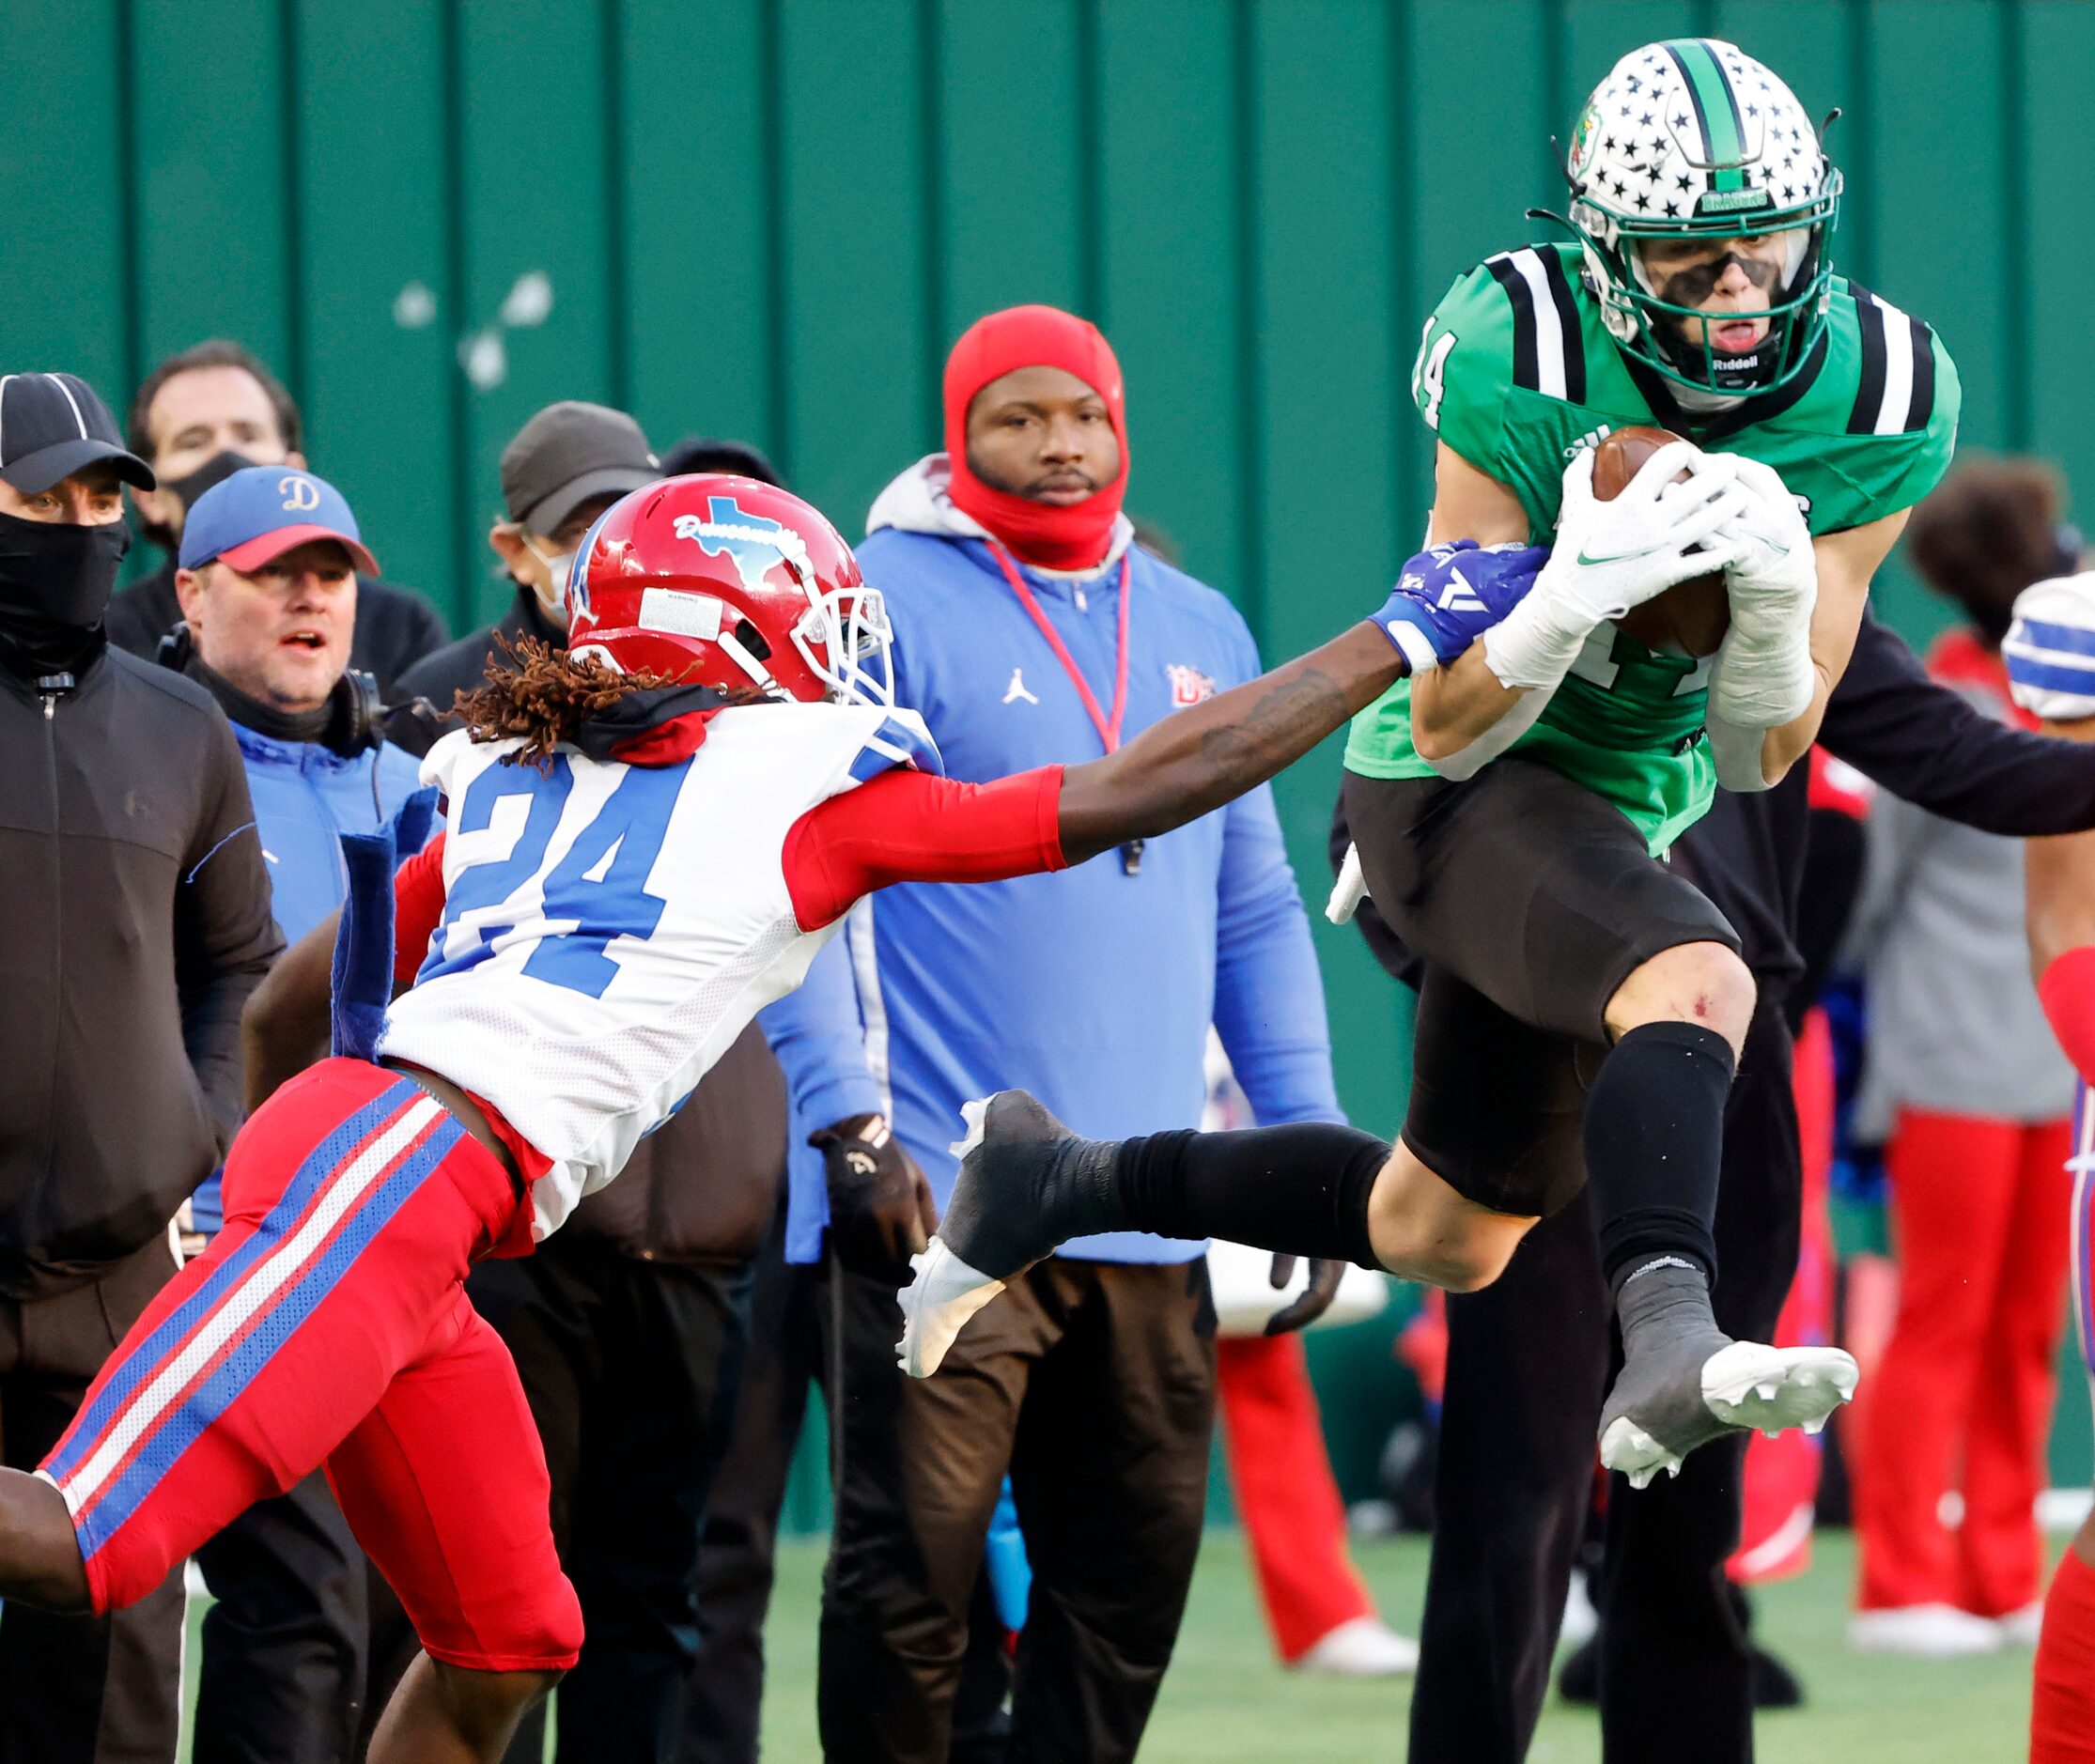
[453,635,729,773]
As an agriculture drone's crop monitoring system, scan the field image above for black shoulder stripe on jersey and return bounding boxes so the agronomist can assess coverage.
[1536,249,1588,405]
[1848,285,1889,436]
[1486,254,1541,393]
[1902,312,1936,432]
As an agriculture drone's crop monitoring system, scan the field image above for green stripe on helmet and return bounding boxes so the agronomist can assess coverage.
[1666,39,1747,193]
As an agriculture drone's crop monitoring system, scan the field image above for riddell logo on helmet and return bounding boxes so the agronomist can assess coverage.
[672,496,797,591]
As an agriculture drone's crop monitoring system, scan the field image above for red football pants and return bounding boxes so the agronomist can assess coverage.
[1854,1107,2072,1616]
[1216,1333,1374,1662]
[40,1059,582,1672]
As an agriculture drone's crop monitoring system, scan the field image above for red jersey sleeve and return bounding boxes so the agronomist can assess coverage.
[782,766,1065,930]
[393,831,448,991]
[2040,946,2095,1083]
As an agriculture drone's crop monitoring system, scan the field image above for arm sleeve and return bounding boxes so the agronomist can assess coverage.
[175,711,287,1153]
[1209,620,1343,1127]
[783,766,1066,932]
[758,931,885,1135]
[393,831,448,991]
[2040,948,2095,1083]
[1821,610,2095,835]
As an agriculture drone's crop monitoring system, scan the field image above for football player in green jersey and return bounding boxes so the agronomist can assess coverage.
[1336,36,1957,1483]
[896,38,1958,1494]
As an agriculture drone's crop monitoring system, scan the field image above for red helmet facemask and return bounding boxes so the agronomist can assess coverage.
[565,474,894,707]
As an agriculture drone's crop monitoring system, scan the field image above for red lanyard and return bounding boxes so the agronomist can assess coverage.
[987,543,1133,754]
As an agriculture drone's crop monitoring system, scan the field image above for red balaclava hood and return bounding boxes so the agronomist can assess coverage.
[943,303,1127,571]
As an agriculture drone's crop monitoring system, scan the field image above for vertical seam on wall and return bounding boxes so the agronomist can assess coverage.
[439,0,473,634]
[1387,0,1418,549]
[601,0,630,411]
[1541,0,1569,176]
[1843,0,1874,288]
[114,0,143,402]
[760,0,791,479]
[276,0,306,410]
[1999,0,2030,449]
[1075,0,1104,324]
[917,0,946,442]
[1690,0,1717,41]
[1230,0,1265,635]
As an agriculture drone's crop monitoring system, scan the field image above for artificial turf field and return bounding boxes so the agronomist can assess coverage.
[178,1527,2036,1761]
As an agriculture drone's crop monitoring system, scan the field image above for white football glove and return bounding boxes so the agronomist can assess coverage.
[1482,442,1748,692]
[1709,456,1817,730]
[2004,572,2095,721]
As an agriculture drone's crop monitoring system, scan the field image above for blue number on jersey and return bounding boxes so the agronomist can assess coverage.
[420,756,685,997]
[520,762,683,998]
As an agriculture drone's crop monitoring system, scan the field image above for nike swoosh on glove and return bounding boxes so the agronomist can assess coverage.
[1371,539,1549,672]
[1482,442,1748,692]
[2004,572,2095,721]
[1710,455,1817,729]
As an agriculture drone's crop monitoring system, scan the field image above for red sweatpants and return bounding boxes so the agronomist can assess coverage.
[1216,1333,1374,1662]
[1854,1107,2072,1616]
[40,1059,582,1671]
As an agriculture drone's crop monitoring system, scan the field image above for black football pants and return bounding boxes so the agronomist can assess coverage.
[0,1237,185,1764]
[680,1202,1029,1764]
[1409,998,1802,1764]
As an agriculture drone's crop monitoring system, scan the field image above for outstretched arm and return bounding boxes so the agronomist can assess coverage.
[1057,623,1402,862]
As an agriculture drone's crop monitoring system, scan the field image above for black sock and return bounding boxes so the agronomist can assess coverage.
[1583,1020,1734,1288]
[1113,1123,1390,1270]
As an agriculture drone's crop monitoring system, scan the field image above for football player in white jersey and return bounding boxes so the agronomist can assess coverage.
[0,472,1446,1763]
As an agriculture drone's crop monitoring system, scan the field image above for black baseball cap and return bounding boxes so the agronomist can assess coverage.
[0,372,156,495]
[500,401,657,534]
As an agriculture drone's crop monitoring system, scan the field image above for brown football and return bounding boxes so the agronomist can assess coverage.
[1590,425,1730,658]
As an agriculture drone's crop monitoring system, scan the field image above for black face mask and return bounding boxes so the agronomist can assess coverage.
[168,449,259,513]
[0,511,130,680]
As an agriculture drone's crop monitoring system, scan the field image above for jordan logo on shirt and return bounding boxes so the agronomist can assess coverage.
[1003,669,1040,705]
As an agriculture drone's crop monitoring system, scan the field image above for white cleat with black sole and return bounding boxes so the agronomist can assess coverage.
[1598,1340,1858,1490]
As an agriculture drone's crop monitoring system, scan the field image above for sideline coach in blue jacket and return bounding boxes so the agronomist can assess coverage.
[767,306,1344,1763]
[172,466,422,1762]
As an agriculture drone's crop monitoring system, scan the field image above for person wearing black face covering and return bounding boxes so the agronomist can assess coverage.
[106,339,447,692]
[0,371,282,1762]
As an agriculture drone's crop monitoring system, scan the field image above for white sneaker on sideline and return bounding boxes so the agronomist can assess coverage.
[1294,1617,1419,1677]
[1848,1603,2003,1657]
[1999,1602,2046,1648]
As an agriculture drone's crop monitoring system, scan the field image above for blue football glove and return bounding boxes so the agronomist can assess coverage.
[1372,540,1549,672]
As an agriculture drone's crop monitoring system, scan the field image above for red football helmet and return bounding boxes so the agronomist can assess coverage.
[563,473,893,705]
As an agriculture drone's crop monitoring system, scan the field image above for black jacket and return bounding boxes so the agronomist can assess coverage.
[107,559,450,698]
[1334,610,2095,1006]
[0,648,282,1298]
[388,587,564,757]
[391,589,787,1265]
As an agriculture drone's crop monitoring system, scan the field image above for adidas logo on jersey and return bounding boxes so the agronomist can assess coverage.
[1566,425,1614,460]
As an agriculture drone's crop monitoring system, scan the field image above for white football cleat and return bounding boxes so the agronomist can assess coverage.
[1599,1340,1857,1488]
[1294,1617,1419,1677]
[1849,1603,2003,1658]
[896,1237,1005,1378]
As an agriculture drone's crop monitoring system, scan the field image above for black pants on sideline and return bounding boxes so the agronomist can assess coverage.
[192,1470,367,1763]
[358,1233,751,1764]
[680,1208,1013,1764]
[819,1257,1216,1764]
[1408,999,1802,1764]
[0,1237,185,1764]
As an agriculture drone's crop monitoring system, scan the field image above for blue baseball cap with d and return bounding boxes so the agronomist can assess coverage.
[179,465,378,576]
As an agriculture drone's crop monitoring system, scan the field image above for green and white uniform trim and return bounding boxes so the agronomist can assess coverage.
[1351,242,1960,854]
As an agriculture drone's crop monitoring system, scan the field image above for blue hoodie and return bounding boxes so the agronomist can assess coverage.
[762,457,1342,1265]
[188,724,422,1232]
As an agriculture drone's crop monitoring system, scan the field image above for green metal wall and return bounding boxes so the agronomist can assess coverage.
[6,0,2090,1137]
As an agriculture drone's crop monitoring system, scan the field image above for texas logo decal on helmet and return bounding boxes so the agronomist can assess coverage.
[567,473,894,707]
